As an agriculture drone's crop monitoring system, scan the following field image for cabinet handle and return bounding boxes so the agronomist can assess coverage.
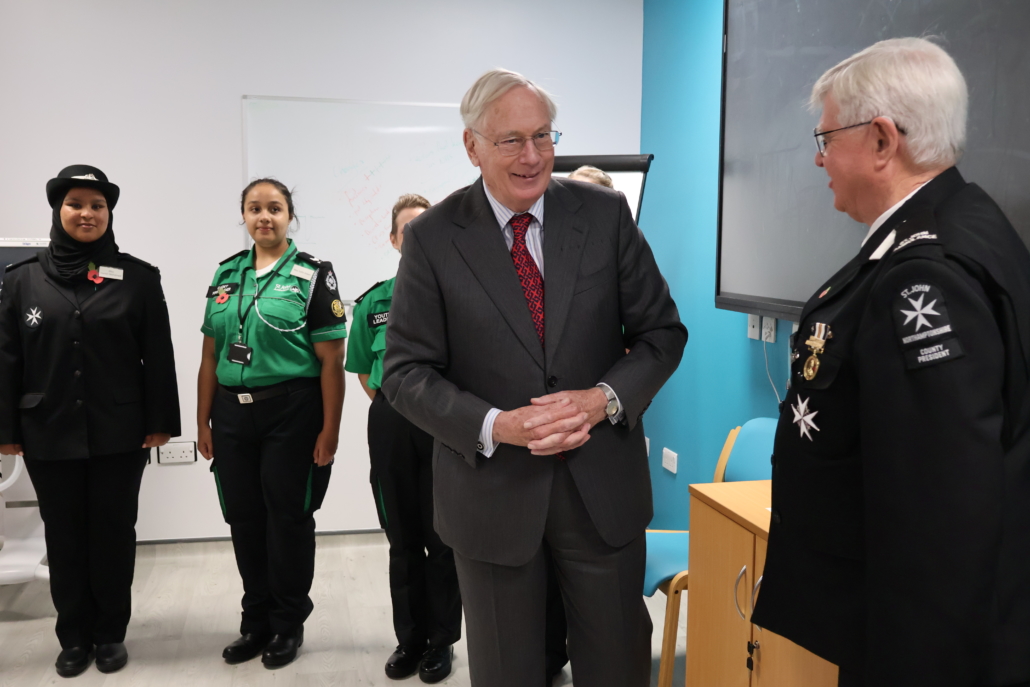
[733,564,747,620]
[751,575,763,630]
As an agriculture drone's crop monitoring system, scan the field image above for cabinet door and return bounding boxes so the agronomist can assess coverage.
[751,537,838,687]
[686,499,755,687]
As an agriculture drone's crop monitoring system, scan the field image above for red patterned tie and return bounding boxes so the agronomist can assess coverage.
[510,213,545,346]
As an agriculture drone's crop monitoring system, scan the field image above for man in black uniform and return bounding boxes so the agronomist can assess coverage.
[751,39,1030,687]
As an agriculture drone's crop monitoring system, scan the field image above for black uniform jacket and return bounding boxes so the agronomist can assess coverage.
[751,168,1030,686]
[0,253,181,460]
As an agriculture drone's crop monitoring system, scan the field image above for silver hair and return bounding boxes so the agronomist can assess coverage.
[460,68,558,130]
[810,37,968,169]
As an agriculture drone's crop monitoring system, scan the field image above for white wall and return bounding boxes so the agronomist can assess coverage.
[0,0,644,540]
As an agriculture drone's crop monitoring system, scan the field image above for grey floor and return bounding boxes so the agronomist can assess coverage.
[0,532,686,686]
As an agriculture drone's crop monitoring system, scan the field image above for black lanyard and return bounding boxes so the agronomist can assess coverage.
[235,246,298,342]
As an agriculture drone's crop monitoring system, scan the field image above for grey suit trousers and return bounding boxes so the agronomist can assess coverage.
[453,459,652,687]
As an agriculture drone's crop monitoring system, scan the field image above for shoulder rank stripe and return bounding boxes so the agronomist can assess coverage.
[218,249,249,265]
[297,251,322,266]
[354,280,385,305]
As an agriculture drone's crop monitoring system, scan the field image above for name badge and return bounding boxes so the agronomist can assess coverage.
[290,265,315,280]
[98,266,124,280]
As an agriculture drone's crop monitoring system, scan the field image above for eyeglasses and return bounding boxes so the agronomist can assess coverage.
[473,129,561,156]
[813,120,906,156]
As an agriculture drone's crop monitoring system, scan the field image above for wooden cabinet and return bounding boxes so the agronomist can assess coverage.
[686,481,837,687]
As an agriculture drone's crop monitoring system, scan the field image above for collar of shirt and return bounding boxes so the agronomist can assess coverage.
[483,182,546,277]
[861,182,927,260]
[249,240,296,278]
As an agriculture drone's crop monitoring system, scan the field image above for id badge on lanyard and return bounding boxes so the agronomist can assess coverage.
[230,247,298,365]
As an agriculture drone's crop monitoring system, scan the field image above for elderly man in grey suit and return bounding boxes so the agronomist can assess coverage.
[382,68,686,687]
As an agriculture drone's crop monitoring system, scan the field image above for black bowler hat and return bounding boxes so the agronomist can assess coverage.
[46,164,120,210]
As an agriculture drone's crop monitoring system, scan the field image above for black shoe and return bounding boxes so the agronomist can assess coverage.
[95,643,128,674]
[385,644,424,679]
[223,632,272,664]
[55,646,93,678]
[262,626,303,668]
[419,645,453,684]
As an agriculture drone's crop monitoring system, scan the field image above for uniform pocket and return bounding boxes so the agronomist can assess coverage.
[18,393,45,409]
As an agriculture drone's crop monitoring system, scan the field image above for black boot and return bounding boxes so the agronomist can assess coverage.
[55,646,93,678]
[95,643,128,674]
[385,644,424,679]
[223,632,272,664]
[262,626,303,668]
[419,645,453,684]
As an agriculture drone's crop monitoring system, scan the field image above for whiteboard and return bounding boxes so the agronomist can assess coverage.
[243,96,481,301]
[551,170,645,223]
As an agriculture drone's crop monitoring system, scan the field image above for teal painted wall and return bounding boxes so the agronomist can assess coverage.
[640,0,791,530]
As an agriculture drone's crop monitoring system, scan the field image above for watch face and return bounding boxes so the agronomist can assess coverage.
[606,399,620,417]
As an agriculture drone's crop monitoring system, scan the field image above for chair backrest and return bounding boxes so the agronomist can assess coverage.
[713,418,776,483]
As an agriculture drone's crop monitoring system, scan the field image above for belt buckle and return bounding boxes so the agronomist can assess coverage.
[238,393,254,404]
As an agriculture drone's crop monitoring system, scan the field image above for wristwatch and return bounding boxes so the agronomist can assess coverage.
[600,384,621,421]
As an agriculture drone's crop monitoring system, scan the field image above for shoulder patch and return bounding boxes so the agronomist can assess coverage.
[354,280,385,304]
[892,282,965,369]
[219,249,249,265]
[118,253,159,272]
[297,251,322,266]
[4,255,40,272]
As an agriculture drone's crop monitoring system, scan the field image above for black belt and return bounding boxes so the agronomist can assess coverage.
[218,377,319,404]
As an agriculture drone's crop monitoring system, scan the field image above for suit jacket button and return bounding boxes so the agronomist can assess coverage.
[74,370,81,378]
[477,442,484,451]
[72,340,80,347]
[771,509,782,525]
[547,376,558,388]
[75,399,83,408]
[74,310,81,318]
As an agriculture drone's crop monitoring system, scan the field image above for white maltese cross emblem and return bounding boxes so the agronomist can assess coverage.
[791,395,820,441]
[900,293,940,332]
[25,307,42,327]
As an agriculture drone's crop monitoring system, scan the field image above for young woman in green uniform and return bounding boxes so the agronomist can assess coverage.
[346,194,462,684]
[196,179,346,669]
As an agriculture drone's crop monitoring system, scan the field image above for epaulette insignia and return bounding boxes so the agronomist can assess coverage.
[354,280,385,304]
[297,252,322,266]
[219,249,249,265]
[893,231,940,253]
[4,255,40,272]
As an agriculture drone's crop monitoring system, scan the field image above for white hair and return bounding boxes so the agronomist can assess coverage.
[460,68,558,130]
[811,37,968,169]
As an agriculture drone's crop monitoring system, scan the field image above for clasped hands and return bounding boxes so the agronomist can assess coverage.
[492,388,609,456]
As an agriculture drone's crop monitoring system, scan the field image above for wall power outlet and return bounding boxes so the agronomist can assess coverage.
[662,447,678,474]
[762,316,777,343]
[747,314,761,340]
[158,442,197,464]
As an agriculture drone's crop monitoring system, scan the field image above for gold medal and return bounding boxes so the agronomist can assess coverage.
[803,355,820,380]
[331,299,345,318]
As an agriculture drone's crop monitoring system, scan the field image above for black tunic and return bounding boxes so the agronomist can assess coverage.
[0,252,181,459]
[751,168,1030,686]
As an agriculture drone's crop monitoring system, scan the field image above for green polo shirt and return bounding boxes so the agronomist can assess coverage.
[345,277,394,390]
[201,241,347,388]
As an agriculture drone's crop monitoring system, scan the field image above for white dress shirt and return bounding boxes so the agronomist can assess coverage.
[861,182,927,260]
[477,183,623,457]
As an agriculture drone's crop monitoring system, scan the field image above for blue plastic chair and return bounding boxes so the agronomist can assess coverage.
[646,418,776,687]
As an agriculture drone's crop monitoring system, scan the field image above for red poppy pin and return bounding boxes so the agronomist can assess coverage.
[215,286,229,304]
[87,262,104,284]
[819,286,831,298]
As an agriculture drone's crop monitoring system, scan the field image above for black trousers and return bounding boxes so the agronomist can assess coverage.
[24,449,149,649]
[368,392,462,648]
[454,459,651,687]
[211,378,331,635]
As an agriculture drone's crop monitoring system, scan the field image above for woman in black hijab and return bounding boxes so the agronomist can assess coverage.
[0,165,181,678]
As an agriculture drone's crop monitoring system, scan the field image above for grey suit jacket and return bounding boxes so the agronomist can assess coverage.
[382,177,686,566]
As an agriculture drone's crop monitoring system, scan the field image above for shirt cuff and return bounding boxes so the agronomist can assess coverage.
[479,408,502,457]
[596,383,625,424]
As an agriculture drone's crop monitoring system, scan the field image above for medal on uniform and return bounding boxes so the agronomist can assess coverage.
[803,323,832,381]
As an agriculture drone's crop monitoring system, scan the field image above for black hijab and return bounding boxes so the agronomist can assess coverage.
[38,165,121,283]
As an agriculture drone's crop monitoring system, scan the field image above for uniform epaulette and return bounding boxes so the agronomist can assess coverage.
[118,253,160,272]
[4,254,39,272]
[297,252,322,266]
[354,281,385,304]
[219,249,249,265]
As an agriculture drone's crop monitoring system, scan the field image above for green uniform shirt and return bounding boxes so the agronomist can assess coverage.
[345,277,394,390]
[201,241,347,388]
